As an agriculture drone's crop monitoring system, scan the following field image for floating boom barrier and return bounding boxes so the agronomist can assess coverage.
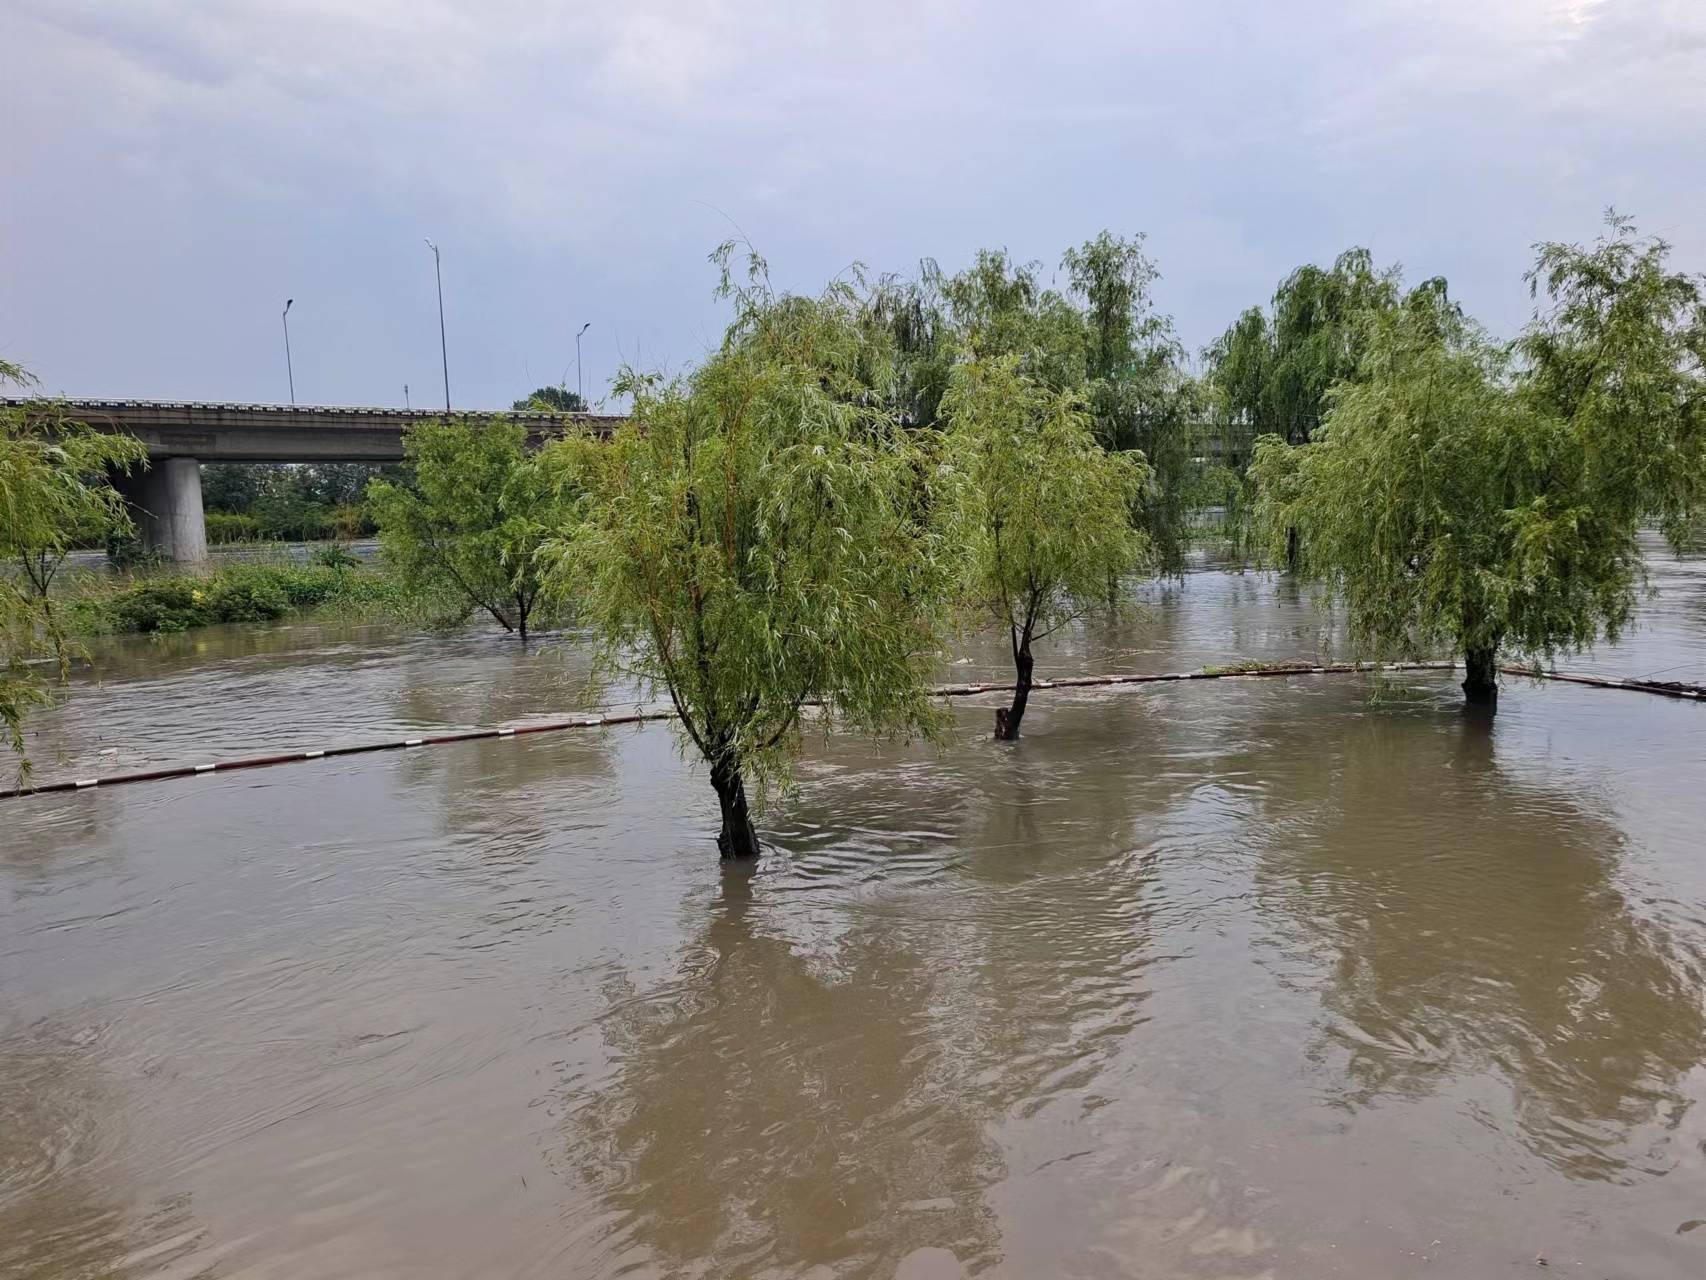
[2,660,1699,802]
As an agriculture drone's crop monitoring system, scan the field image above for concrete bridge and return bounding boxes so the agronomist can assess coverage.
[9,398,1242,563]
[5,399,624,563]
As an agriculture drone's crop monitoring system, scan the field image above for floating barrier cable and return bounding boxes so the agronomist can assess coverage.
[2,660,1698,802]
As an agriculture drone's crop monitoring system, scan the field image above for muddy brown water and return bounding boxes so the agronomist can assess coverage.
[4,541,1706,1278]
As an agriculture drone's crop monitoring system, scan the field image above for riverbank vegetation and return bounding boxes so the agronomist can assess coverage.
[3,362,149,774]
[58,558,439,636]
[200,462,387,544]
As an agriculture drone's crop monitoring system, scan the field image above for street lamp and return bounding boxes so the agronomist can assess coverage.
[576,321,591,410]
[281,299,295,406]
[425,239,450,412]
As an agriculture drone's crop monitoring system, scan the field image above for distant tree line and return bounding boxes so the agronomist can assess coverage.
[200,462,396,543]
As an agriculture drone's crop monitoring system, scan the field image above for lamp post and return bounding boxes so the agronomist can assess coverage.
[425,239,450,412]
[576,321,590,410]
[282,299,295,406]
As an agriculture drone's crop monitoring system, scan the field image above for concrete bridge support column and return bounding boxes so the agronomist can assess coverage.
[119,458,207,563]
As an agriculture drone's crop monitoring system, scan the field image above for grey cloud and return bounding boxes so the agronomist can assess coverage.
[2,0,1701,409]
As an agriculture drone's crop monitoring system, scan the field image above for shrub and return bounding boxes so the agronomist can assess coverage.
[311,544,363,570]
[108,578,212,633]
[203,571,290,623]
[206,512,261,544]
[105,530,164,569]
[330,503,374,540]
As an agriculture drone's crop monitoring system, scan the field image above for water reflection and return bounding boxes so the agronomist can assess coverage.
[558,862,1003,1278]
[1245,710,1706,1182]
[555,699,1205,1277]
[0,1020,208,1279]
[4,557,1705,1277]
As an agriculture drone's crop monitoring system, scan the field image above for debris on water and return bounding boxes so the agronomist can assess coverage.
[1535,1253,1547,1266]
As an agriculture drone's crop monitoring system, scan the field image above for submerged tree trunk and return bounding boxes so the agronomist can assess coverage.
[995,642,1034,741]
[1462,644,1499,712]
[710,753,760,860]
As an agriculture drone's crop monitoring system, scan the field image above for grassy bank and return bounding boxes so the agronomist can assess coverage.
[59,559,456,636]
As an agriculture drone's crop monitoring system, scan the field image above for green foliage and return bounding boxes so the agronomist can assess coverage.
[1250,215,1706,705]
[369,418,564,637]
[940,356,1148,736]
[311,543,363,570]
[1205,248,1411,462]
[549,243,956,856]
[206,511,261,544]
[103,577,214,633]
[3,398,148,599]
[512,386,586,412]
[67,561,421,636]
[201,462,385,541]
[868,233,1198,571]
[101,570,288,633]
[2,371,148,770]
[940,249,1088,392]
[865,267,958,426]
[1061,231,1198,573]
[1519,213,1706,549]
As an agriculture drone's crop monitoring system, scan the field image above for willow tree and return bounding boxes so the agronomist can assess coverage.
[1207,249,1405,457]
[554,247,956,859]
[866,263,958,428]
[1252,215,1704,711]
[1062,231,1198,573]
[1520,214,1706,550]
[2,364,147,769]
[1211,251,1436,565]
[941,357,1147,739]
[940,248,1087,390]
[368,417,560,637]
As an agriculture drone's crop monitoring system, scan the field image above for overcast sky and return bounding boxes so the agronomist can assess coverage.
[3,0,1702,409]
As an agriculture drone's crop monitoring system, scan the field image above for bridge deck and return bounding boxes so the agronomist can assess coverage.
[1,398,626,462]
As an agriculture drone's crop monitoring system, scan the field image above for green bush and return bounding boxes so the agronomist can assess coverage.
[108,578,212,633]
[206,512,261,544]
[203,571,290,623]
[253,498,334,542]
[105,530,165,569]
[311,544,363,570]
[64,560,463,636]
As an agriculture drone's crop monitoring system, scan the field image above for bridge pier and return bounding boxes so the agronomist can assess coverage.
[117,458,208,564]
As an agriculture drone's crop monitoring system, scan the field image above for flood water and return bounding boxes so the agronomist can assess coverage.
[4,540,1706,1278]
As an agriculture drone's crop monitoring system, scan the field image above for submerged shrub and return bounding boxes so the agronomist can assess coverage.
[203,572,290,623]
[108,578,211,633]
[311,544,363,570]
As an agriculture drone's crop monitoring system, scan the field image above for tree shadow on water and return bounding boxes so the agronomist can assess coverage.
[1242,707,1706,1183]
[553,861,1003,1279]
